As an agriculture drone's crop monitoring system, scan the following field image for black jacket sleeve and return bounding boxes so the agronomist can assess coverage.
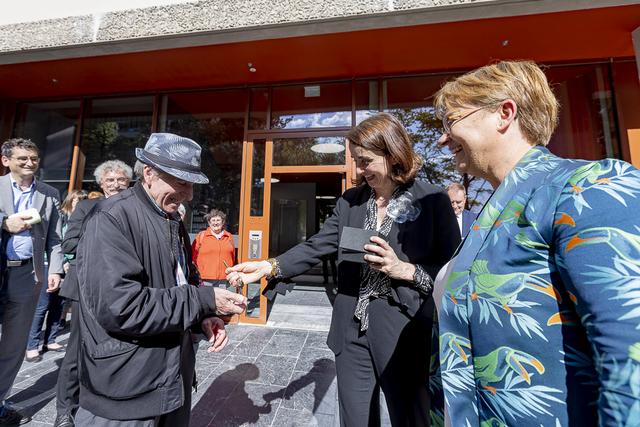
[420,191,460,279]
[62,199,96,260]
[78,210,217,337]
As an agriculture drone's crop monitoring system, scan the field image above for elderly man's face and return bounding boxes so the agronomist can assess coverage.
[144,166,193,214]
[448,189,466,216]
[100,170,130,198]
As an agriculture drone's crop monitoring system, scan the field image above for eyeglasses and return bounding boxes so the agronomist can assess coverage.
[442,106,494,135]
[11,155,40,164]
[103,177,129,185]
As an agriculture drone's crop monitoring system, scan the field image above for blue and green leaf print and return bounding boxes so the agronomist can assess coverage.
[436,146,640,426]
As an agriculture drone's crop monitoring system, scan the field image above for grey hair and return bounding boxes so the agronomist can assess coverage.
[1,138,39,158]
[94,160,133,184]
[134,160,159,180]
[447,182,466,196]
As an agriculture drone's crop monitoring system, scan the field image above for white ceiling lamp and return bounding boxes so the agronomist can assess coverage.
[311,137,345,154]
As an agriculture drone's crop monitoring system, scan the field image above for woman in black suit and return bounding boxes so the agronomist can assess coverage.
[228,113,459,426]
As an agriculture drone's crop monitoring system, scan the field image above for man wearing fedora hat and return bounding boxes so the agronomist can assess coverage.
[74,133,247,426]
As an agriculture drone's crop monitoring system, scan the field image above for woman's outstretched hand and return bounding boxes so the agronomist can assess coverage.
[226,260,272,287]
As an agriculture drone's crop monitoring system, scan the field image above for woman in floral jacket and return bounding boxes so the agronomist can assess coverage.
[432,60,640,426]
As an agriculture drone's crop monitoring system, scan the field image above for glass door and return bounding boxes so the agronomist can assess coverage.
[238,132,351,324]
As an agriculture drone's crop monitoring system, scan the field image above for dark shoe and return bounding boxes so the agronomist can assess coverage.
[0,407,31,425]
[53,413,74,427]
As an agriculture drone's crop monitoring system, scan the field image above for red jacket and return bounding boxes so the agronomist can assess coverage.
[191,229,236,281]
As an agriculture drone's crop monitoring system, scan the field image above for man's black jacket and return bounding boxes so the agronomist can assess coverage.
[76,182,216,420]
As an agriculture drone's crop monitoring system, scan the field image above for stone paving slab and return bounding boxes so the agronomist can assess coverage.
[9,324,342,427]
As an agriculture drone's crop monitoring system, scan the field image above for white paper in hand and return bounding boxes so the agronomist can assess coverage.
[11,208,41,225]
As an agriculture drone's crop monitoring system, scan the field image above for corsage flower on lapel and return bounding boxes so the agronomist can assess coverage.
[387,191,421,223]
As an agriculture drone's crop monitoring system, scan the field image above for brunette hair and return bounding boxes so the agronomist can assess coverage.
[1,138,39,158]
[346,113,422,185]
[61,190,88,215]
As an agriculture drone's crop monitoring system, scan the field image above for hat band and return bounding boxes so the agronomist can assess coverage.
[142,150,201,173]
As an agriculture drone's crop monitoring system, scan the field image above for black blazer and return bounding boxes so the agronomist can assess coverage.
[59,198,101,301]
[275,180,460,355]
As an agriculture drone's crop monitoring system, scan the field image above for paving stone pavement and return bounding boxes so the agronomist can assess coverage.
[6,324,342,427]
[7,284,392,426]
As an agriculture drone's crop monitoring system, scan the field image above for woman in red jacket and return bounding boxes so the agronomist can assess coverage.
[192,209,236,288]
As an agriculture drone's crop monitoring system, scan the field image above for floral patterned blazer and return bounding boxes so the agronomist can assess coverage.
[432,146,640,426]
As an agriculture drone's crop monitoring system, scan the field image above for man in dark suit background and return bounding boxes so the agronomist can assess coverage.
[0,138,63,426]
[447,183,476,238]
[53,160,133,427]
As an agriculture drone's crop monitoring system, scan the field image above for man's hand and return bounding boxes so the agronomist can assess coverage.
[214,288,247,316]
[201,317,228,353]
[47,273,62,293]
[3,213,32,234]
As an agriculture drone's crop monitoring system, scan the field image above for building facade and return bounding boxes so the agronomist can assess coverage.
[1,0,639,323]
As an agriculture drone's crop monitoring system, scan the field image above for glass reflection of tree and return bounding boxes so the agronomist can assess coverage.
[166,115,243,234]
[82,118,150,180]
[388,108,491,209]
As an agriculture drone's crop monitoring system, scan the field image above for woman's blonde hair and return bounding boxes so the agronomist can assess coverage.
[434,60,559,146]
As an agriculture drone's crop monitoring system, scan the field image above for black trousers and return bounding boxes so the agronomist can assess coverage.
[334,299,432,427]
[56,300,80,415]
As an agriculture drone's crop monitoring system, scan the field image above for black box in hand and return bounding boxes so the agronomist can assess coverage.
[339,226,379,263]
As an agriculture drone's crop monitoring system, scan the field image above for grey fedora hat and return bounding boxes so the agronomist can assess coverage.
[135,133,209,184]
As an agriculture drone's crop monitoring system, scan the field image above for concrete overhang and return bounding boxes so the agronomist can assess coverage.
[0,2,638,100]
[0,0,638,65]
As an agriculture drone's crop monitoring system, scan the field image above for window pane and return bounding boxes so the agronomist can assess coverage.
[250,140,266,216]
[355,80,379,124]
[81,96,153,186]
[273,136,345,166]
[13,100,80,185]
[383,76,471,184]
[162,90,245,234]
[547,64,619,160]
[249,87,268,130]
[271,82,352,129]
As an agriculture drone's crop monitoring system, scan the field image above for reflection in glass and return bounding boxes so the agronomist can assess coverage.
[546,64,619,160]
[250,140,266,216]
[246,282,261,318]
[162,90,245,234]
[355,80,379,124]
[81,96,153,187]
[249,87,269,130]
[271,82,351,129]
[13,100,80,190]
[273,137,345,166]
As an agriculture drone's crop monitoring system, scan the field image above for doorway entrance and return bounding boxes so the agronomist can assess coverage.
[237,132,351,325]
